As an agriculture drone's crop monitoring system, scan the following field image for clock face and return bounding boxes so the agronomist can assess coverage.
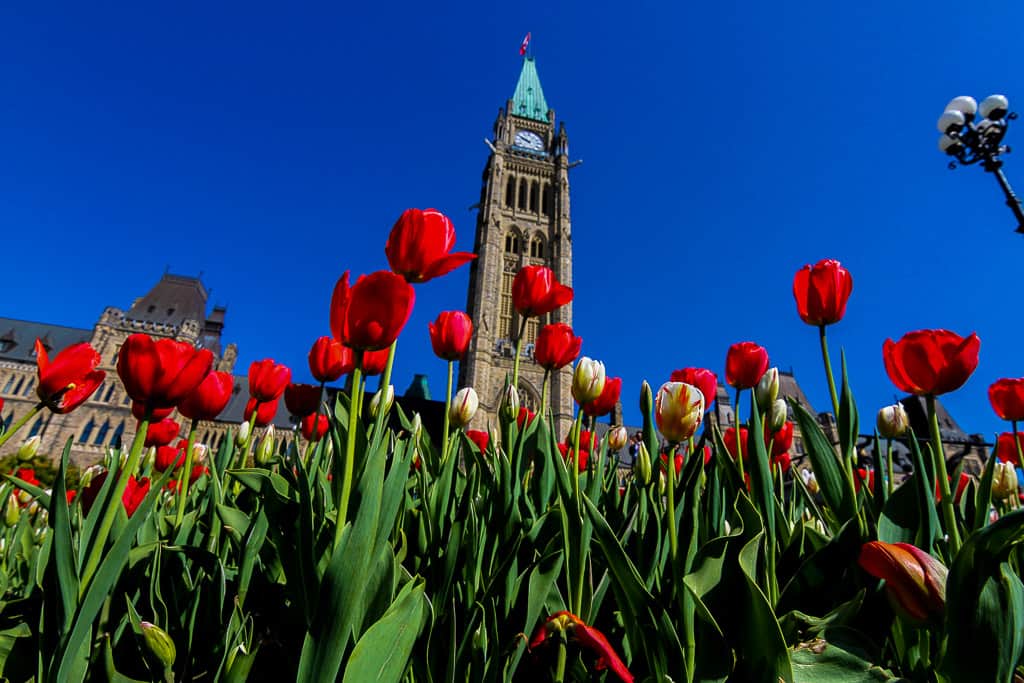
[514,130,545,152]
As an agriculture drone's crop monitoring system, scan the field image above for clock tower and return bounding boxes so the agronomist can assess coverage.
[460,56,575,437]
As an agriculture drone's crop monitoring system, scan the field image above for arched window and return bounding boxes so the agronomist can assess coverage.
[518,178,529,210]
[2,376,13,394]
[23,378,35,397]
[79,419,95,443]
[94,420,110,446]
[530,237,544,259]
[529,181,539,212]
[94,382,105,403]
[13,377,24,396]
[499,271,515,339]
[104,384,116,402]
[3,412,12,430]
[110,421,125,448]
[28,416,43,438]
[542,184,552,216]
[504,232,520,254]
[505,176,516,208]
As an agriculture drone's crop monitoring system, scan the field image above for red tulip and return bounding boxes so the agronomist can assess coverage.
[767,421,794,457]
[882,329,980,396]
[361,348,390,376]
[723,426,748,460]
[725,342,769,389]
[535,323,583,371]
[330,270,416,351]
[660,452,684,476]
[384,208,476,283]
[248,359,291,403]
[300,414,329,441]
[858,541,947,623]
[244,397,279,427]
[511,265,573,318]
[530,611,633,683]
[284,383,321,418]
[144,419,180,448]
[34,338,105,413]
[117,334,214,412]
[989,378,1024,422]
[855,467,875,493]
[177,371,234,421]
[308,336,353,383]
[582,377,621,417]
[669,367,718,412]
[122,476,150,517]
[516,407,536,429]
[996,432,1024,466]
[429,311,473,361]
[15,467,40,487]
[166,466,208,492]
[792,259,853,326]
[466,429,489,453]
[132,401,173,421]
[771,453,792,474]
[66,490,76,504]
[155,442,185,472]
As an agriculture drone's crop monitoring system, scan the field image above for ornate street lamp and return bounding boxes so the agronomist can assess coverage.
[937,94,1024,233]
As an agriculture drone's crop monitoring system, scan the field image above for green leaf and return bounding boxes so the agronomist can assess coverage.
[49,439,78,633]
[790,400,855,530]
[342,579,427,683]
[792,638,896,682]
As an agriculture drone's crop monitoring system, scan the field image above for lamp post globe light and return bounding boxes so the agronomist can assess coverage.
[937,94,1024,234]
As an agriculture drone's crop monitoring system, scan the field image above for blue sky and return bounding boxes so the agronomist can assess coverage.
[2,2,1023,439]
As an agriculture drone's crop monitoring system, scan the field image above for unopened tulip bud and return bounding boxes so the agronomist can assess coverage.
[608,426,628,451]
[27,500,39,516]
[449,387,479,428]
[142,446,156,471]
[634,442,652,486]
[992,461,1018,501]
[35,508,48,526]
[410,413,423,441]
[768,398,788,432]
[370,385,395,418]
[801,468,819,495]
[500,384,520,422]
[877,404,910,438]
[858,541,947,624]
[236,421,252,447]
[80,465,103,489]
[572,358,606,404]
[191,443,208,465]
[755,367,780,410]
[17,436,40,462]
[140,621,177,669]
[640,380,654,417]
[255,426,276,466]
[34,526,47,544]
[654,381,705,443]
[4,494,19,527]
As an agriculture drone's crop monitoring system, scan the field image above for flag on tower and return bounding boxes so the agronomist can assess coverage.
[519,32,531,56]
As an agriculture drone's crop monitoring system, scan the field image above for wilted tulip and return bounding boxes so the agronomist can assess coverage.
[654,382,705,444]
[255,427,276,466]
[876,404,910,438]
[572,358,606,404]
[529,611,633,683]
[992,461,1018,501]
[608,426,628,451]
[140,621,177,668]
[858,541,947,624]
[17,436,40,462]
[755,367,780,410]
[369,385,395,418]
[449,387,479,428]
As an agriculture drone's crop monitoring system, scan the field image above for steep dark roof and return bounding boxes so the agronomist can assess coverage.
[779,370,815,416]
[0,318,92,363]
[126,274,208,330]
[899,395,970,443]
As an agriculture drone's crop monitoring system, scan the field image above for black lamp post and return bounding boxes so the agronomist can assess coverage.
[938,94,1024,234]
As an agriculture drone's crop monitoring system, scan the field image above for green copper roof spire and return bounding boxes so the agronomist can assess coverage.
[511,57,549,122]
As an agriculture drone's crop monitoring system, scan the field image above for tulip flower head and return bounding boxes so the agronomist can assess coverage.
[449,387,479,428]
[755,367,780,410]
[996,432,1024,467]
[992,461,1018,500]
[361,348,391,376]
[876,403,910,438]
[723,426,749,460]
[529,611,633,683]
[17,436,41,462]
[882,329,980,396]
[385,208,476,283]
[117,334,214,413]
[308,336,353,383]
[989,377,1024,422]
[654,381,705,444]
[512,265,573,318]
[283,383,321,418]
[669,367,717,413]
[582,376,621,418]
[725,342,769,390]
[248,359,291,403]
[301,414,329,441]
[858,541,947,624]
[34,338,106,414]
[330,270,416,351]
[177,370,234,422]
[244,397,279,428]
[122,476,150,517]
[466,429,490,453]
[608,426,628,451]
[792,258,854,326]
[369,385,395,419]
[144,419,181,448]
[572,358,606,405]
[534,323,583,371]
[429,311,473,361]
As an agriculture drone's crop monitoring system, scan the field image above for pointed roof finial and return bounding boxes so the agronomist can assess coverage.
[512,56,549,123]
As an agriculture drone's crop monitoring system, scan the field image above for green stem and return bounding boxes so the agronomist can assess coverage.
[0,401,44,448]
[541,369,550,419]
[1014,420,1024,471]
[372,342,397,434]
[819,324,841,419]
[441,360,453,464]
[81,414,150,592]
[734,389,745,482]
[335,364,363,551]
[886,438,895,496]
[554,639,568,683]
[927,395,961,555]
[666,443,678,561]
[570,409,586,614]
[511,318,528,390]
[174,418,199,527]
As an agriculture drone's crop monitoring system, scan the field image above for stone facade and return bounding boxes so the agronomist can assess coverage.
[459,58,576,437]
